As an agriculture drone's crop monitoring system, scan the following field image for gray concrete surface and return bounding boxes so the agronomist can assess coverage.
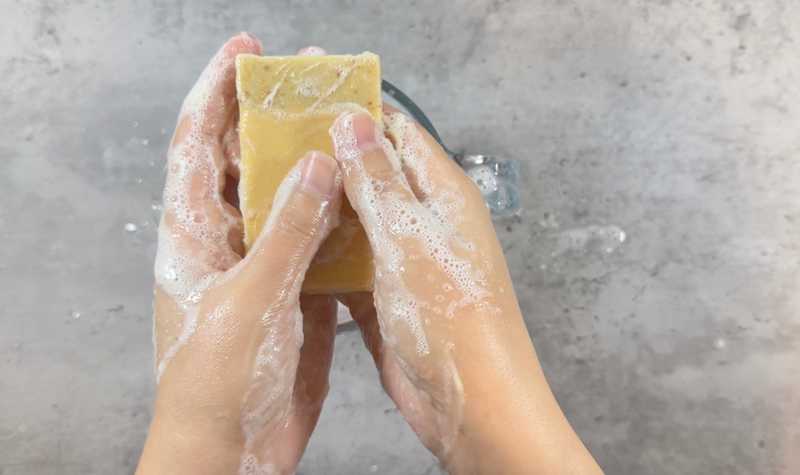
[1,0,798,473]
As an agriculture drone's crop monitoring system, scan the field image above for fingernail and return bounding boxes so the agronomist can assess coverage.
[351,113,378,150]
[330,112,380,162]
[237,32,262,51]
[300,152,337,198]
[297,45,327,56]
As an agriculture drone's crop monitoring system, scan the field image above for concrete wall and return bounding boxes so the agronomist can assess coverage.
[1,1,798,473]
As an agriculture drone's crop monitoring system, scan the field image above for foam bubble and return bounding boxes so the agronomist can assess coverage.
[331,113,495,353]
[153,82,240,378]
[238,454,277,475]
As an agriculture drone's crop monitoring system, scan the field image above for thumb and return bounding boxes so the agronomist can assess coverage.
[233,151,341,291]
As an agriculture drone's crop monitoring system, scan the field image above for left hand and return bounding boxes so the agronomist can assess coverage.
[136,33,340,475]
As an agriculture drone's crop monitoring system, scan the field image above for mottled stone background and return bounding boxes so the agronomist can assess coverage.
[1,1,798,474]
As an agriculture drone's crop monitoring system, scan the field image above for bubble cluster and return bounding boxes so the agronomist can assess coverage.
[384,112,435,195]
[238,454,277,475]
[153,42,243,379]
[237,304,302,474]
[206,299,231,323]
[330,113,494,355]
[236,158,339,471]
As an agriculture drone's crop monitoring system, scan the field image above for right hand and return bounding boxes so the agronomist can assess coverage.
[331,110,603,474]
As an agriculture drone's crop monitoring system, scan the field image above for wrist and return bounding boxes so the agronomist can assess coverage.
[445,409,601,475]
[443,314,602,474]
[136,410,244,475]
[136,385,247,475]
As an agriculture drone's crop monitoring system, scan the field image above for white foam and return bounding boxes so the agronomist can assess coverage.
[329,111,507,458]
[234,158,340,472]
[331,114,493,351]
[238,454,278,475]
[153,38,348,470]
[153,41,243,378]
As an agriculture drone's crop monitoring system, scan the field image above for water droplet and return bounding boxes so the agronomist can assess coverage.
[124,223,138,232]
[369,465,379,473]
[132,121,139,128]
[141,138,150,146]
[151,203,163,212]
[713,337,726,350]
[71,310,81,319]
[164,267,178,281]
[136,177,143,184]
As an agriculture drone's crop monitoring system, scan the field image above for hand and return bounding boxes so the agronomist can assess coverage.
[137,34,341,475]
[332,110,603,474]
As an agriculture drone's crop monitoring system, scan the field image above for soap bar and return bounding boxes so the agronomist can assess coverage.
[236,52,381,293]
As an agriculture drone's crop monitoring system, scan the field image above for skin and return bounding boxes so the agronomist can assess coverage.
[137,33,603,475]
[138,35,341,475]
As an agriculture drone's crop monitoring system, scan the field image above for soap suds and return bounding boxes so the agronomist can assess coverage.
[330,111,504,457]
[238,455,278,475]
[154,40,245,378]
[234,159,340,473]
[156,36,351,473]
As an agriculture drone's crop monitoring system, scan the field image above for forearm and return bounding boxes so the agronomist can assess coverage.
[447,309,602,474]
[449,389,602,475]
[136,408,243,475]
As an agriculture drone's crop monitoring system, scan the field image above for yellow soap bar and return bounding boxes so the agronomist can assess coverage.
[236,52,381,294]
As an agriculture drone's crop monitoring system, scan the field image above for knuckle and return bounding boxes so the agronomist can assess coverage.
[275,210,315,242]
[367,163,404,185]
[363,148,402,183]
[273,195,322,241]
[363,166,411,201]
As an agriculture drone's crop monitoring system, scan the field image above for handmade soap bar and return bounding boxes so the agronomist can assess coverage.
[236,52,381,293]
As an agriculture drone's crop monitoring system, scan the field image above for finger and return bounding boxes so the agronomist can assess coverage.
[222,117,242,179]
[382,103,401,114]
[232,151,342,292]
[263,295,336,471]
[156,34,261,298]
[329,111,420,221]
[294,295,337,409]
[175,32,262,140]
[383,108,480,206]
[297,45,327,56]
[169,32,261,228]
[337,293,426,431]
[337,293,384,368]
[328,110,426,351]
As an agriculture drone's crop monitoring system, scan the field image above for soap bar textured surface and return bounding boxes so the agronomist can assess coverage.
[236,52,381,293]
